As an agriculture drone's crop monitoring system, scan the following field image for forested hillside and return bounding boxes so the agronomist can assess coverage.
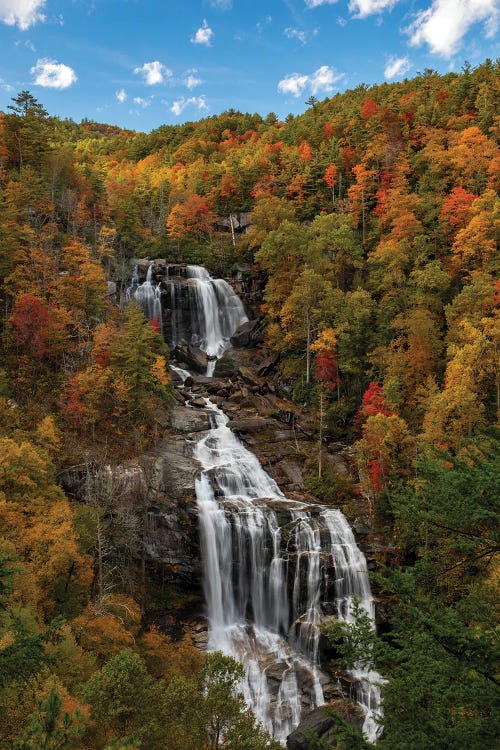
[0,60,498,749]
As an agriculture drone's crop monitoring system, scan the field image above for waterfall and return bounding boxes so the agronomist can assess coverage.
[323,511,383,742]
[127,262,247,374]
[169,363,191,383]
[183,265,248,360]
[194,400,383,744]
[127,263,163,333]
[128,261,383,741]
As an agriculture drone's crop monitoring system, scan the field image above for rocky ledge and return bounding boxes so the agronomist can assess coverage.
[286,702,365,749]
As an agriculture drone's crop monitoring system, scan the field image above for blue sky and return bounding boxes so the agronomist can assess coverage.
[0,0,497,131]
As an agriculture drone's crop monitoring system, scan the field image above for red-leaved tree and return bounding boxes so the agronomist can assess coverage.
[10,294,69,360]
[354,381,394,433]
[315,350,340,393]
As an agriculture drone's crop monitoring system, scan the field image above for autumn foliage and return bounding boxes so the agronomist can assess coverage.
[355,382,394,428]
[0,64,498,750]
[10,293,69,359]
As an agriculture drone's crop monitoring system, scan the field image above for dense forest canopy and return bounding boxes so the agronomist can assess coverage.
[0,61,498,749]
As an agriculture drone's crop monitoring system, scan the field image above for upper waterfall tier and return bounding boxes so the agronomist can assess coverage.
[127,262,248,363]
[194,398,383,744]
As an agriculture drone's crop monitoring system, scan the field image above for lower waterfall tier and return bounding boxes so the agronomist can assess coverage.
[194,398,383,744]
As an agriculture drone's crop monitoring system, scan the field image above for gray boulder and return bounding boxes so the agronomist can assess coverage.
[286,707,337,749]
[230,319,260,347]
[174,344,208,373]
[170,406,211,433]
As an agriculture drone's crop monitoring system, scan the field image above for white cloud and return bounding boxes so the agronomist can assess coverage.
[348,0,399,18]
[384,55,411,79]
[284,27,308,43]
[304,0,338,7]
[211,0,231,7]
[31,58,77,89]
[133,96,151,108]
[337,15,347,25]
[0,78,14,92]
[278,72,310,97]
[184,70,203,89]
[0,0,45,30]
[134,61,172,85]
[310,65,342,93]
[408,0,498,57]
[170,95,209,116]
[116,88,127,103]
[278,65,343,97]
[191,19,214,46]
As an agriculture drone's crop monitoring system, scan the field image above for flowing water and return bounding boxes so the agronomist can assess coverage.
[323,512,384,742]
[194,401,383,744]
[181,265,248,362]
[127,263,247,373]
[128,262,382,742]
[127,262,163,332]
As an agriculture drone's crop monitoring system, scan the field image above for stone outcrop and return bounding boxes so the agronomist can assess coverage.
[173,344,209,373]
[228,415,277,433]
[170,405,210,433]
[133,435,202,582]
[175,345,358,501]
[230,318,261,347]
[215,212,252,234]
[286,702,364,749]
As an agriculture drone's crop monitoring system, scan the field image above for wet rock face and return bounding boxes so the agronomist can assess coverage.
[148,436,201,502]
[263,660,340,716]
[109,435,203,582]
[173,344,209,374]
[130,262,249,362]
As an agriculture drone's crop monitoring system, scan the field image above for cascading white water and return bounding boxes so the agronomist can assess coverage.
[169,363,191,383]
[324,511,384,742]
[137,261,384,740]
[127,263,247,375]
[194,401,324,743]
[127,263,163,332]
[184,265,248,362]
[194,400,383,744]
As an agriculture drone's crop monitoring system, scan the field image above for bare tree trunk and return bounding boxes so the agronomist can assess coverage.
[496,373,499,425]
[229,213,236,247]
[93,204,98,250]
